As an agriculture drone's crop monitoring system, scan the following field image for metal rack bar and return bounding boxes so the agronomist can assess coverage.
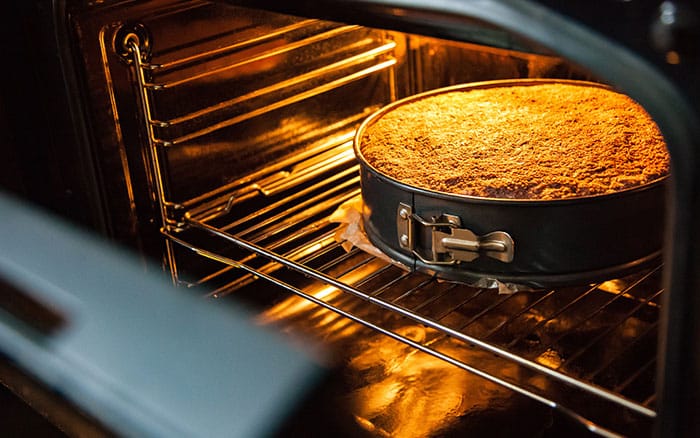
[368,271,413,298]
[149,19,322,73]
[391,277,437,303]
[163,230,623,438]
[643,393,656,407]
[302,241,352,268]
[260,154,358,197]
[453,291,519,331]
[483,289,557,340]
[192,177,355,293]
[506,285,600,348]
[564,288,663,370]
[314,246,364,271]
[160,58,397,146]
[231,180,359,238]
[146,25,364,89]
[185,218,657,419]
[182,129,359,211]
[557,269,658,331]
[614,357,656,394]
[329,253,377,280]
[586,320,660,381]
[433,288,489,321]
[207,228,340,298]
[195,165,356,228]
[239,191,358,244]
[411,283,461,312]
[188,229,350,290]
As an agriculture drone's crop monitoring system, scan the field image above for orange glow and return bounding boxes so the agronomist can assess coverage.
[258,284,341,324]
[535,348,563,369]
[347,326,524,437]
[347,327,471,437]
[260,285,526,437]
[598,279,627,293]
[257,277,367,343]
[666,50,681,65]
[257,258,385,326]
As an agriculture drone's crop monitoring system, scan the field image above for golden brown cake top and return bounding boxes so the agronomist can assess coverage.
[359,82,670,200]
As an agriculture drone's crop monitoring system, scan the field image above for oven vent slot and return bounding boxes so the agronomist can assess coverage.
[164,143,661,437]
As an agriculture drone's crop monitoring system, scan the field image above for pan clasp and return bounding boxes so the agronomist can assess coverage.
[396,203,514,264]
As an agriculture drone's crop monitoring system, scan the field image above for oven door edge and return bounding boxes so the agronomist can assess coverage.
[0,193,323,437]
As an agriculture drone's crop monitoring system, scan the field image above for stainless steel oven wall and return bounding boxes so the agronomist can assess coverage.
[66,0,404,267]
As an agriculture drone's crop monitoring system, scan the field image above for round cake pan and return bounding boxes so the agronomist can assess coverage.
[354,79,668,288]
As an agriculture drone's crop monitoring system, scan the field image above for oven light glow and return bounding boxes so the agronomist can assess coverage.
[666,50,681,64]
[259,285,541,437]
[348,326,529,437]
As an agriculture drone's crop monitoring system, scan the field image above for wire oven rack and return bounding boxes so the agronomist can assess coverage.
[164,139,661,437]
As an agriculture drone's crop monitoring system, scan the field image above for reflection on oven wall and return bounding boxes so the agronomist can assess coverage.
[1,0,699,437]
[407,35,595,92]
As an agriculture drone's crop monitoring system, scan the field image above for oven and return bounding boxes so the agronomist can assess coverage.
[1,0,699,437]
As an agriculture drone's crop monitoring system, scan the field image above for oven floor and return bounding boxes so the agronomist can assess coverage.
[270,339,600,438]
[253,300,605,438]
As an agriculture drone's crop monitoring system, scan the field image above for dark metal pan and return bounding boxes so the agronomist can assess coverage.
[354,79,668,288]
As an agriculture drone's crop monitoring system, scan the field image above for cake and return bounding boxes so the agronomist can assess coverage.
[358,82,670,200]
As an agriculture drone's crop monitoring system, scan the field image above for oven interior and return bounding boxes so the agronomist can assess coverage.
[16,0,674,436]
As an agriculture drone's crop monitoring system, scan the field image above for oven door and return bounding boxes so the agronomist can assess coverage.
[0,193,322,437]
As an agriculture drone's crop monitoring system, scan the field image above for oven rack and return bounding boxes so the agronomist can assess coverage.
[121,13,398,150]
[164,144,661,437]
[120,7,402,217]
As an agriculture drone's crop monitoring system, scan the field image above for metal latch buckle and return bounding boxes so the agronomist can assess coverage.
[396,203,514,265]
